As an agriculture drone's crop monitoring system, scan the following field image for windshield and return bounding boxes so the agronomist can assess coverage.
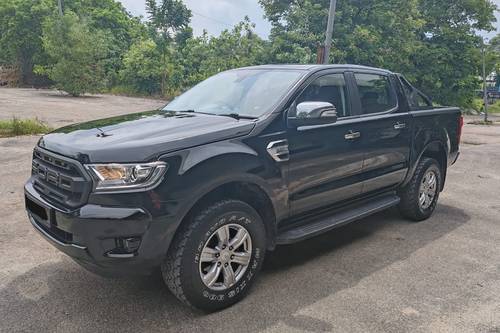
[164,69,305,118]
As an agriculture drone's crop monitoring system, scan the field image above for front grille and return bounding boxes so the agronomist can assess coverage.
[31,148,92,209]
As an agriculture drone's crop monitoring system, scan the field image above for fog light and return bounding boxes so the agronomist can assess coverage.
[106,237,142,258]
[123,237,141,253]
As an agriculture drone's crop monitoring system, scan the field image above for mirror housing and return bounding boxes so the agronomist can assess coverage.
[288,101,338,128]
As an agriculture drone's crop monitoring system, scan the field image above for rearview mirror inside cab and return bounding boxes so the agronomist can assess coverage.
[288,101,338,128]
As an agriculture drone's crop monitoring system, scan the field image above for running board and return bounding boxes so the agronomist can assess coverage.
[276,194,400,245]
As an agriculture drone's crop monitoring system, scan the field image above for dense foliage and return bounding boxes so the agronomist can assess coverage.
[259,0,497,107]
[0,0,498,107]
[39,12,111,96]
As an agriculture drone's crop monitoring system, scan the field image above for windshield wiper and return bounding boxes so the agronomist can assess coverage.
[217,113,257,120]
[165,109,257,120]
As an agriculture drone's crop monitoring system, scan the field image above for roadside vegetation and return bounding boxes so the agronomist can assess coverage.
[0,118,52,137]
[1,0,500,108]
[471,98,500,114]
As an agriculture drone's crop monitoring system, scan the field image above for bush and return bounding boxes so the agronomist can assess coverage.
[0,118,52,137]
[119,39,163,95]
[471,98,484,113]
[40,12,111,96]
[488,101,500,114]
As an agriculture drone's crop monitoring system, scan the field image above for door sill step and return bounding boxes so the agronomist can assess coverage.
[276,193,400,245]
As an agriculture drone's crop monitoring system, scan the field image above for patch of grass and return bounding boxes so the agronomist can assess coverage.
[0,118,52,137]
[487,101,500,114]
[107,85,169,100]
[467,98,500,115]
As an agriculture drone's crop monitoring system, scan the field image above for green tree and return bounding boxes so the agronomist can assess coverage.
[40,12,111,96]
[259,0,497,107]
[62,0,148,83]
[0,0,143,86]
[177,18,270,90]
[486,35,500,89]
[410,0,496,106]
[0,0,52,84]
[145,0,192,94]
[120,39,163,94]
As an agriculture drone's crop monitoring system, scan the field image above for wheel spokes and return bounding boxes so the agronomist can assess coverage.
[216,225,230,247]
[202,264,222,287]
[229,228,249,250]
[222,264,236,288]
[424,194,431,207]
[419,192,426,206]
[200,247,218,263]
[231,251,251,266]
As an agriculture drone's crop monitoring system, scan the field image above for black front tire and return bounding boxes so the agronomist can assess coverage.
[162,199,266,312]
[398,157,442,222]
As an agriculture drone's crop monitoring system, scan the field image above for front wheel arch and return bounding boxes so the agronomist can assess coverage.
[171,180,278,254]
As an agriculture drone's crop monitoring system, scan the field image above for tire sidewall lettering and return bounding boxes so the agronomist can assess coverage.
[191,211,263,303]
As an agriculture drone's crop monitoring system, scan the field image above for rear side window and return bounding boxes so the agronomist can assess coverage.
[400,76,432,110]
[355,73,398,114]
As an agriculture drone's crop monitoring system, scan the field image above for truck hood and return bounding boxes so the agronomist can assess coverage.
[39,110,256,163]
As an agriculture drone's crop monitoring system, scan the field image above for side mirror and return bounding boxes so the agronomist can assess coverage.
[288,102,338,128]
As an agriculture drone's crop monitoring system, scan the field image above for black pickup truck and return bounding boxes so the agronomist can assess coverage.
[25,65,462,311]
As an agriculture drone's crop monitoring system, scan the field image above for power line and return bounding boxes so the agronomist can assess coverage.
[190,9,234,29]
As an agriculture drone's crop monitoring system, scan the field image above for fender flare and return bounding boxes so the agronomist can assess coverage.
[403,140,449,189]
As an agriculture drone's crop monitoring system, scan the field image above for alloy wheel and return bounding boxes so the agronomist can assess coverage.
[199,223,252,291]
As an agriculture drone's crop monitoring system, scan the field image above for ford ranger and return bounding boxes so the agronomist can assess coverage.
[24,65,462,311]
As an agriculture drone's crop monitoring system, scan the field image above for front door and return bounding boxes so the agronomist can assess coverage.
[286,72,365,217]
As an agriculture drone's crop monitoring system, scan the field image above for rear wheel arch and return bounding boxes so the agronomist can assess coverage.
[419,141,448,191]
[404,140,448,191]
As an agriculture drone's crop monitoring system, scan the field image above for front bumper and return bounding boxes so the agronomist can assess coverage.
[24,179,173,277]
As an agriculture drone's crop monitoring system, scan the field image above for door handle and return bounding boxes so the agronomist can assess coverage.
[394,122,406,130]
[345,131,361,140]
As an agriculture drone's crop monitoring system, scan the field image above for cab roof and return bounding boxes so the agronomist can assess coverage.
[239,64,394,75]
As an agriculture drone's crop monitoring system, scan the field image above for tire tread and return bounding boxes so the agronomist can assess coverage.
[398,157,440,221]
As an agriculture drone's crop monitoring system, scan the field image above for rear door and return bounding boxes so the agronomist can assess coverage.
[349,71,412,194]
[286,70,365,217]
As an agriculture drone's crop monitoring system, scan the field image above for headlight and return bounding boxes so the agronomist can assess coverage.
[86,162,168,192]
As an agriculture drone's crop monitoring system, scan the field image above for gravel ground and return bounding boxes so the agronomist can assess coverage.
[0,88,166,127]
[0,88,499,332]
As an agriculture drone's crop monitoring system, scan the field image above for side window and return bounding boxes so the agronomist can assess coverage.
[400,76,432,110]
[415,92,432,108]
[296,74,350,118]
[355,73,397,114]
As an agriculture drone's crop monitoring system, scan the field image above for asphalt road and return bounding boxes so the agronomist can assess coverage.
[0,89,499,332]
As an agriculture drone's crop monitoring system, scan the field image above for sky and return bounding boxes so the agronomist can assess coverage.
[118,0,500,40]
[118,0,272,38]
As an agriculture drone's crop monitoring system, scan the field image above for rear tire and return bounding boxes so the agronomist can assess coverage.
[398,157,442,222]
[162,199,266,312]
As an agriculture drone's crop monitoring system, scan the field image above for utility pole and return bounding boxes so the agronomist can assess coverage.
[323,0,337,64]
[58,0,63,16]
[482,38,489,123]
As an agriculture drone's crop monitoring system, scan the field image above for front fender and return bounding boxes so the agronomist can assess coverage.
[153,140,288,250]
[176,140,259,175]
